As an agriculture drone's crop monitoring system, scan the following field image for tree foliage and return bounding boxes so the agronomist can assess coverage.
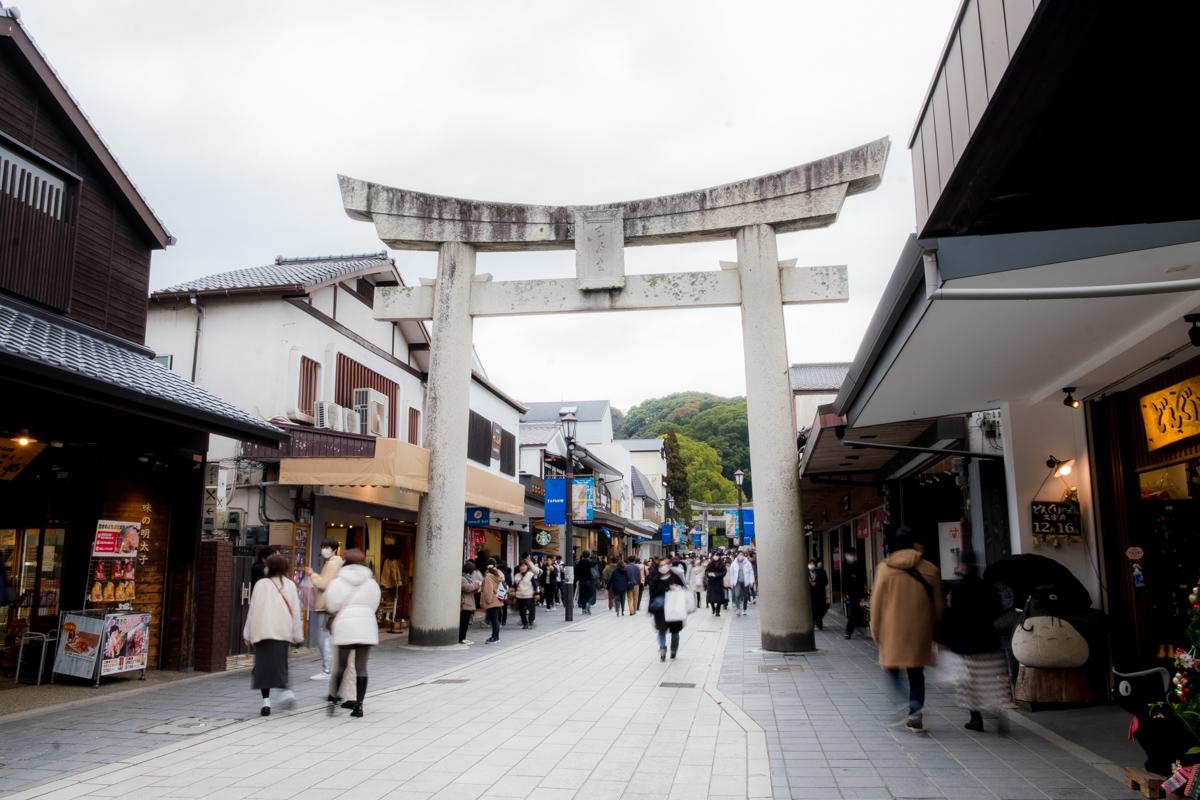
[675,433,738,505]
[662,431,692,526]
[619,392,751,497]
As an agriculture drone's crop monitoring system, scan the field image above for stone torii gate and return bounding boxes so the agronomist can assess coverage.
[339,138,888,651]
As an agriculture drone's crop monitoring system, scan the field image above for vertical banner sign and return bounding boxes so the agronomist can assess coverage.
[937,520,964,580]
[661,523,672,545]
[491,422,503,461]
[544,478,566,525]
[742,510,755,543]
[724,510,739,542]
[571,478,595,522]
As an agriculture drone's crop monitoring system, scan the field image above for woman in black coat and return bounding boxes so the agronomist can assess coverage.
[809,559,829,630]
[608,558,630,616]
[648,558,687,660]
[704,557,727,617]
[945,552,1008,732]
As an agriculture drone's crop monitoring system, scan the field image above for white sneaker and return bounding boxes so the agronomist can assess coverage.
[461,639,473,645]
[279,689,296,710]
[310,671,330,681]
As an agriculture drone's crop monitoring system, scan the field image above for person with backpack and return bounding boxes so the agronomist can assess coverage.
[870,527,945,733]
[944,552,1009,733]
[480,560,506,643]
[243,553,302,716]
[607,556,631,616]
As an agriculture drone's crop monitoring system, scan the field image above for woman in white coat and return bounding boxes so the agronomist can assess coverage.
[324,548,381,717]
[243,553,303,716]
[727,551,756,616]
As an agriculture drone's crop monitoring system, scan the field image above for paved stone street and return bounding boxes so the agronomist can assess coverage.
[0,597,1142,800]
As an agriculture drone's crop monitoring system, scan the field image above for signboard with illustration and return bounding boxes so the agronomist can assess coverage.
[571,478,595,522]
[53,613,105,679]
[92,520,140,558]
[100,612,151,676]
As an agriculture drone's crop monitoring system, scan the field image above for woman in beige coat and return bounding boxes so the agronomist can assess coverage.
[480,559,506,644]
[243,553,303,716]
[870,527,945,732]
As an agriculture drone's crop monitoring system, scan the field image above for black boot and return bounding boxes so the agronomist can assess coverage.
[351,676,367,717]
[328,672,343,715]
[965,710,984,732]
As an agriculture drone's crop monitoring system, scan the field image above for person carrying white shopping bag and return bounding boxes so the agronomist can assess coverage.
[647,557,688,662]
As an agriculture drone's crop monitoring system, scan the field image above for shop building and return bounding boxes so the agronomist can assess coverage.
[0,10,284,678]
[829,0,1200,670]
[146,253,524,653]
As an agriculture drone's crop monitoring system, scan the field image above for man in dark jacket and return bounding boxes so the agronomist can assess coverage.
[575,551,596,615]
[624,558,643,615]
[842,547,867,639]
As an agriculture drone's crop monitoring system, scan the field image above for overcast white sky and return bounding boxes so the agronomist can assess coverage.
[18,0,958,411]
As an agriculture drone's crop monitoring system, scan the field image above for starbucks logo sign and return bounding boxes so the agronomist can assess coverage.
[535,530,552,546]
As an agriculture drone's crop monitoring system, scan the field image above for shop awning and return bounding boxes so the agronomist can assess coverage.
[279,439,523,515]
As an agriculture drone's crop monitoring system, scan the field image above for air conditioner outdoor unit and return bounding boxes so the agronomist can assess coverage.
[314,401,344,431]
[343,408,361,435]
[353,387,389,437]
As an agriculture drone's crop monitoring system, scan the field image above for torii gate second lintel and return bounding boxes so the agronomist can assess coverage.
[341,137,889,651]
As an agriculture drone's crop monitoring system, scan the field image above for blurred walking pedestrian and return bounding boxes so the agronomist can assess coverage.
[542,557,559,609]
[481,559,506,643]
[575,551,597,614]
[324,549,380,718]
[704,555,727,616]
[944,552,1009,733]
[728,551,755,616]
[608,556,630,616]
[809,557,829,631]
[303,538,343,681]
[460,561,481,645]
[648,557,687,661]
[243,553,302,716]
[625,557,643,615]
[842,547,867,639]
[688,556,704,610]
[870,527,944,733]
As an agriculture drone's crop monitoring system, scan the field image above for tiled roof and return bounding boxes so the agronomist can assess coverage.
[153,252,392,297]
[789,362,851,392]
[522,400,611,423]
[519,422,562,448]
[616,438,663,453]
[0,298,284,442]
[630,466,660,501]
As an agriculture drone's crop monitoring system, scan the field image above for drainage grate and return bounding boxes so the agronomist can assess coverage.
[659,682,697,688]
[431,678,469,684]
[759,665,805,673]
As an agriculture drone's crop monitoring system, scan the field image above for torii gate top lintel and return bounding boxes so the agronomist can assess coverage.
[339,137,889,253]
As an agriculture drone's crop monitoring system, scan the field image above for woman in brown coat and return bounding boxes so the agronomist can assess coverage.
[480,559,506,644]
[870,527,945,732]
[460,561,481,645]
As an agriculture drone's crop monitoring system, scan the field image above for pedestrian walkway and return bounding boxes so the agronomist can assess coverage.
[0,597,1145,800]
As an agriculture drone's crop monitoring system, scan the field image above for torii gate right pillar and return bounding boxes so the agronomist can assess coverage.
[738,224,813,652]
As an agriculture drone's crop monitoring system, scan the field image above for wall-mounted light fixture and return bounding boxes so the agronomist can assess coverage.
[1062,388,1080,409]
[1046,455,1075,478]
[10,429,36,447]
[1186,314,1200,347]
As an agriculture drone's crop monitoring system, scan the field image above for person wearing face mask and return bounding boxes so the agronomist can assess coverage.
[728,551,756,616]
[809,558,829,631]
[304,539,343,681]
[647,557,687,660]
[704,555,727,616]
[842,548,867,639]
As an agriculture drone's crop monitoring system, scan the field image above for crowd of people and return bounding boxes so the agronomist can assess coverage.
[242,530,1011,738]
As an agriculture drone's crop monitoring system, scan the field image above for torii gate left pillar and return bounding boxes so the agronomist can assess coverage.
[339,138,889,649]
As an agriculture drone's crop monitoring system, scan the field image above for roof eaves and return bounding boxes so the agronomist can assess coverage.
[0,17,172,248]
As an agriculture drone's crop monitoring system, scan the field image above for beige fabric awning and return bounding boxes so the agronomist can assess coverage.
[466,465,524,515]
[279,438,430,492]
[278,438,523,515]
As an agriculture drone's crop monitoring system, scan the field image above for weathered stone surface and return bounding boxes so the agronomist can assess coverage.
[339,138,889,251]
[573,208,625,290]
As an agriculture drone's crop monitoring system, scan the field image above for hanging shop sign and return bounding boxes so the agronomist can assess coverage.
[92,520,140,558]
[544,478,566,525]
[491,422,503,461]
[723,510,739,540]
[660,523,672,545]
[465,507,491,527]
[1140,376,1200,450]
[571,478,595,522]
[535,530,553,547]
[936,520,964,580]
[742,510,755,542]
[1031,500,1082,546]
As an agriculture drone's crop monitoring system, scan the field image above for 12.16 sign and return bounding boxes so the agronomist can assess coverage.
[1031,500,1082,545]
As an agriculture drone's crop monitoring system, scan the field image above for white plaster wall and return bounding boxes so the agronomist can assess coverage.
[333,285,396,354]
[468,379,521,478]
[590,443,632,516]
[147,304,200,380]
[576,412,613,446]
[794,392,836,431]
[310,285,335,318]
[628,450,667,500]
[999,399,1102,607]
[519,447,543,477]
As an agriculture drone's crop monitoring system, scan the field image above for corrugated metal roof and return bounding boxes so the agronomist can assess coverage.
[522,400,611,423]
[789,362,851,392]
[154,252,392,297]
[616,438,663,453]
[0,298,284,442]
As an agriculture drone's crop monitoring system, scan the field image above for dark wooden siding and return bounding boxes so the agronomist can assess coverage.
[241,425,377,460]
[500,429,516,476]
[467,410,492,465]
[407,407,421,446]
[0,151,75,310]
[298,356,319,418]
[334,353,398,438]
[0,46,155,343]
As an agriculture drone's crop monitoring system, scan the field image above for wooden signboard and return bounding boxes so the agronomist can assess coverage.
[1031,500,1082,544]
[1140,376,1200,450]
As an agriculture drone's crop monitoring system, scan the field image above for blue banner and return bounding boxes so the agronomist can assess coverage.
[466,507,490,527]
[544,479,566,525]
[743,509,755,542]
[692,533,701,549]
[660,523,672,545]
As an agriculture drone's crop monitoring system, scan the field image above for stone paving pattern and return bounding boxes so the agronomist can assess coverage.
[0,596,1143,800]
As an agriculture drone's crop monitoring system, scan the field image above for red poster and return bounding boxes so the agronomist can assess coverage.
[93,520,140,558]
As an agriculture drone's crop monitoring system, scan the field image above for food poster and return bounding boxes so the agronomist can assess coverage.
[100,612,150,676]
[92,520,140,558]
[53,613,105,679]
[88,558,137,604]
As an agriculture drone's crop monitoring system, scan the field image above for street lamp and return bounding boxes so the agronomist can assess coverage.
[664,485,675,556]
[559,411,578,622]
[734,468,745,550]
